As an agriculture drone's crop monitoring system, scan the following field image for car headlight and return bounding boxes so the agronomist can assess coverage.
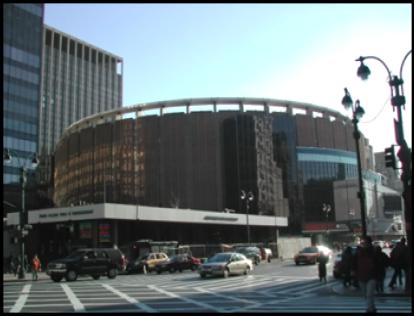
[54,263,66,269]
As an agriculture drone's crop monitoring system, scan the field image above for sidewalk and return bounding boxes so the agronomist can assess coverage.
[330,271,409,297]
[3,271,50,283]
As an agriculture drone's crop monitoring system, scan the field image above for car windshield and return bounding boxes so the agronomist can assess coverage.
[207,253,232,263]
[301,247,318,253]
[66,250,86,259]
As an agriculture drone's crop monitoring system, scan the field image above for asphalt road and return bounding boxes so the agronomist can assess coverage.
[3,258,411,313]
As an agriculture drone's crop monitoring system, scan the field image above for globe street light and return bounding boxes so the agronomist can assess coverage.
[241,190,254,244]
[355,51,412,294]
[341,88,367,239]
[4,148,39,279]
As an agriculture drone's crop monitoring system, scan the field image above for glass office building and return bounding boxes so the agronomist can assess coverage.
[3,3,44,184]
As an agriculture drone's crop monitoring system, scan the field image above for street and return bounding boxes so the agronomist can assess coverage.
[3,258,411,313]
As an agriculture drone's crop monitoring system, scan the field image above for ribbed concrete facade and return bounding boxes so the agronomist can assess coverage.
[38,25,123,184]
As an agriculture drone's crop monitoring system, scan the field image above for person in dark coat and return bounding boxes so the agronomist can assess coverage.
[388,237,407,289]
[341,246,353,288]
[373,245,390,293]
[317,252,328,283]
[355,236,377,313]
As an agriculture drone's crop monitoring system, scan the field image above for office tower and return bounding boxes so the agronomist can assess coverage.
[3,3,44,184]
[39,25,123,185]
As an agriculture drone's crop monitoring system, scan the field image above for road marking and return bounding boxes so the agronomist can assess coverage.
[101,284,157,313]
[9,284,31,313]
[61,284,85,312]
[148,284,226,312]
[194,287,255,304]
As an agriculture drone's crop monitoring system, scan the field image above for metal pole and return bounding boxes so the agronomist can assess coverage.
[246,200,250,245]
[19,167,26,279]
[353,117,367,238]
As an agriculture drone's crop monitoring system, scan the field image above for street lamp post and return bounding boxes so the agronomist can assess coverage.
[4,149,39,279]
[322,203,331,241]
[341,88,367,239]
[241,190,254,245]
[355,51,412,294]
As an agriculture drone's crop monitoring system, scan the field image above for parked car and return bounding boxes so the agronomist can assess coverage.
[259,247,273,262]
[126,252,169,274]
[333,246,358,279]
[198,252,253,278]
[155,254,201,274]
[47,248,118,282]
[100,248,128,272]
[294,245,332,265]
[234,246,261,265]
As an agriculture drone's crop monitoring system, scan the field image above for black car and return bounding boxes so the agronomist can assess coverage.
[47,248,118,282]
[234,247,261,265]
[155,254,201,274]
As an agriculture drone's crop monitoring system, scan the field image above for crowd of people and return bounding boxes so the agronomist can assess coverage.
[5,254,42,281]
[337,236,409,313]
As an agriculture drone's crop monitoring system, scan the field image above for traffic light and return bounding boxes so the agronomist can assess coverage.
[384,146,397,169]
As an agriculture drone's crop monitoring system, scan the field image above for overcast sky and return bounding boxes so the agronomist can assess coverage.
[44,3,412,153]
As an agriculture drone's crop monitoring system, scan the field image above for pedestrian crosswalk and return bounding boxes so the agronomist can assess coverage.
[3,273,412,313]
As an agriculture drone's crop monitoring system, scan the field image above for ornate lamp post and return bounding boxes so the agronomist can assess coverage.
[4,149,39,279]
[322,203,331,242]
[341,88,367,239]
[241,190,254,244]
[355,51,412,294]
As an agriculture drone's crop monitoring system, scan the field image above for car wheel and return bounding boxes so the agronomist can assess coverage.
[267,257,271,263]
[223,268,229,278]
[295,261,299,266]
[108,268,117,279]
[51,275,63,282]
[244,265,250,275]
[191,265,196,271]
[200,272,206,278]
[92,274,101,280]
[169,268,176,273]
[65,270,77,282]
[157,269,162,274]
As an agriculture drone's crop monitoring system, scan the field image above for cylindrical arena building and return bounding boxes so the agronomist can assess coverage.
[45,97,374,248]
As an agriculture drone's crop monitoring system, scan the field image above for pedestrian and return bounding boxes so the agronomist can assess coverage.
[31,254,41,281]
[388,237,407,289]
[373,245,390,293]
[355,235,377,313]
[317,251,328,283]
[341,246,353,288]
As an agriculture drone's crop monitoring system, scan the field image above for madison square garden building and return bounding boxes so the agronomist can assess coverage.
[22,97,386,255]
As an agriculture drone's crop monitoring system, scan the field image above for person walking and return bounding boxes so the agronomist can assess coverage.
[317,251,328,283]
[355,236,377,313]
[31,254,41,281]
[373,245,390,293]
[341,246,353,288]
[388,237,407,289]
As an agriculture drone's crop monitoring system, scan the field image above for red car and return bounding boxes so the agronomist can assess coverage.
[294,245,332,265]
[155,254,201,273]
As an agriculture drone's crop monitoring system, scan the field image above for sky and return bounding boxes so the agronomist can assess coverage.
[44,3,412,153]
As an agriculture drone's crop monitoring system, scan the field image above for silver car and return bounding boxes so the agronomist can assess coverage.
[198,252,253,278]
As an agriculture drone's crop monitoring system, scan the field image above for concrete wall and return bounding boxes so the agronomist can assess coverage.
[276,236,312,260]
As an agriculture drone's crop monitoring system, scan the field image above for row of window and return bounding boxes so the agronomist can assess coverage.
[4,98,38,119]
[4,64,39,85]
[299,161,358,184]
[4,117,37,135]
[4,43,41,68]
[4,136,37,154]
[4,81,39,102]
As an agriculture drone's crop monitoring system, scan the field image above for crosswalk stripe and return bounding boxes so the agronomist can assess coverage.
[101,284,157,313]
[9,284,31,313]
[61,284,84,312]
